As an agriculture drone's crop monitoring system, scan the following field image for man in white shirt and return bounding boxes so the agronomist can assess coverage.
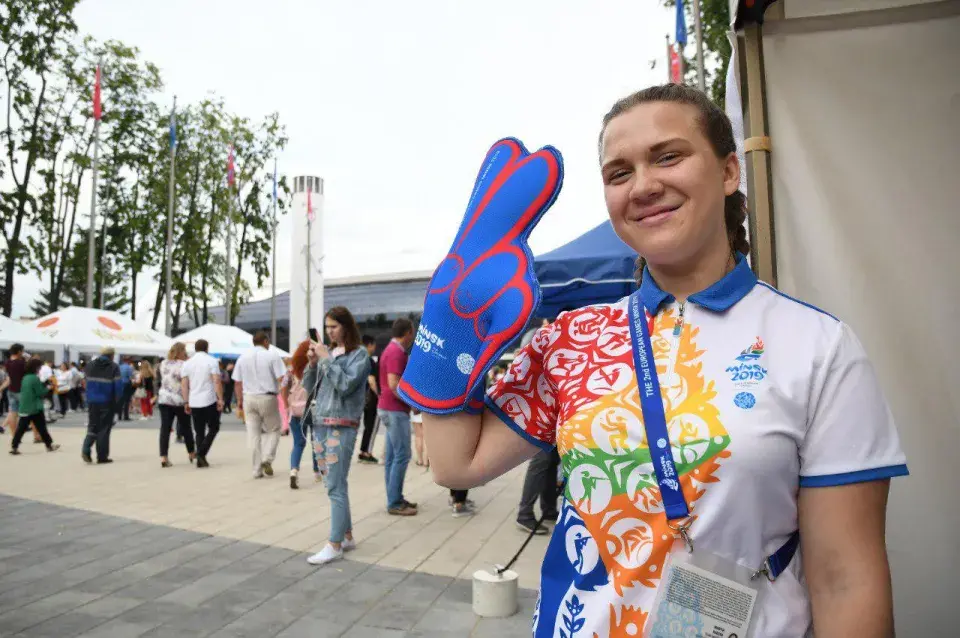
[232,331,286,478]
[181,339,223,468]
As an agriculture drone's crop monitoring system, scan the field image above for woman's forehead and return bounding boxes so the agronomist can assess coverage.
[601,102,701,159]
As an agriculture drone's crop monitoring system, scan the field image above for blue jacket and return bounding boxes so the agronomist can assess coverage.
[303,347,371,426]
[85,355,123,406]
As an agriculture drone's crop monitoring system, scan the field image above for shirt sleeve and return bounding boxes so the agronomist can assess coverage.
[231,357,244,383]
[484,321,561,451]
[799,322,909,487]
[381,347,403,377]
[271,355,286,380]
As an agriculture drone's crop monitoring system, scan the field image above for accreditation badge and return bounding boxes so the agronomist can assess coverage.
[644,548,763,638]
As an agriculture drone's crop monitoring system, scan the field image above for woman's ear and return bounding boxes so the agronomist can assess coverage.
[722,152,741,197]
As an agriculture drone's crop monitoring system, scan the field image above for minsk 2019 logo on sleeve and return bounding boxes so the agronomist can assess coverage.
[728,337,767,409]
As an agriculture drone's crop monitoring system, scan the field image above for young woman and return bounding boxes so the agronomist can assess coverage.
[303,306,371,566]
[420,85,907,637]
[157,343,195,467]
[282,340,321,489]
[9,358,60,454]
[139,360,155,418]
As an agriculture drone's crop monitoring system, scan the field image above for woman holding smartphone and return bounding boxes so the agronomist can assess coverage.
[302,306,371,566]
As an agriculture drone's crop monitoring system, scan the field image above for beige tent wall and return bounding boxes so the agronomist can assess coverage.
[758,2,959,633]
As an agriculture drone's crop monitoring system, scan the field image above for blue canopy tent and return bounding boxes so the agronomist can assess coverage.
[534,220,638,318]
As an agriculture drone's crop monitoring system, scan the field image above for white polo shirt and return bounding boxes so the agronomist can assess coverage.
[231,346,286,396]
[487,256,908,638]
[181,351,221,408]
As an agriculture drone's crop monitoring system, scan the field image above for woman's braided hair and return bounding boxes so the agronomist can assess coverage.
[598,84,749,282]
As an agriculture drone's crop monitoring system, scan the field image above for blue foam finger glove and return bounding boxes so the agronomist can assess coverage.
[398,137,563,414]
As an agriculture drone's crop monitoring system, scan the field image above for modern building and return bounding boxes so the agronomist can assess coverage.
[177,270,433,352]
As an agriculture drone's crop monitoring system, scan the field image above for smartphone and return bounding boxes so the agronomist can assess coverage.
[308,327,320,343]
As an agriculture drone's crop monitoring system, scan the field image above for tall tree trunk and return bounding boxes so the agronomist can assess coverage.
[2,77,49,315]
[151,269,165,330]
[172,256,188,333]
[53,159,88,308]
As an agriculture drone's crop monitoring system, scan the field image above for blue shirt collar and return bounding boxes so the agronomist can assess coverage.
[638,252,757,313]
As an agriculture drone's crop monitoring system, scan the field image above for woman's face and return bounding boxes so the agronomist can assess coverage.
[600,101,739,269]
[324,317,344,345]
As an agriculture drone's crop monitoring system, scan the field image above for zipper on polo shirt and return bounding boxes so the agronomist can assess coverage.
[666,301,686,377]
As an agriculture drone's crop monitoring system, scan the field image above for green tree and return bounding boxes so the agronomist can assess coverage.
[0,0,81,315]
[665,0,732,107]
[224,111,288,325]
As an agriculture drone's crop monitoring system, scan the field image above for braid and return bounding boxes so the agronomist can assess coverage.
[725,190,750,257]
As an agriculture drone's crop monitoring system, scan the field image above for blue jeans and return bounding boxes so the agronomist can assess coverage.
[313,425,357,544]
[289,415,320,473]
[379,410,411,510]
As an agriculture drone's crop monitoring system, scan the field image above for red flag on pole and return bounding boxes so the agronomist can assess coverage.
[306,184,315,223]
[227,145,236,188]
[670,45,683,84]
[93,66,102,120]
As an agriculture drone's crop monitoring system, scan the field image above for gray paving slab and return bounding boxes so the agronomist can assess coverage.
[0,495,538,638]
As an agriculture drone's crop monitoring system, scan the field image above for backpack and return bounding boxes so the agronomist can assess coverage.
[289,377,308,418]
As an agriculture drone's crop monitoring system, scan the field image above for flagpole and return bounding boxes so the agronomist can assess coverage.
[666,34,672,83]
[269,158,277,344]
[692,0,706,92]
[164,96,177,336]
[225,200,233,326]
[85,63,102,308]
[98,179,112,308]
[306,190,312,335]
[225,144,234,326]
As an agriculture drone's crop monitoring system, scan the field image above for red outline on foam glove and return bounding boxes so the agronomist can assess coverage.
[399,139,561,410]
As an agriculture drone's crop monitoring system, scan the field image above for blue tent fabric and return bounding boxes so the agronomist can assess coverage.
[534,220,638,318]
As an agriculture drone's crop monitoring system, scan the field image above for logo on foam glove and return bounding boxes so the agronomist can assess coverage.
[415,323,476,375]
[414,323,447,355]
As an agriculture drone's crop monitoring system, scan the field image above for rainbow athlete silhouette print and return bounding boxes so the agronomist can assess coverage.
[398,137,563,414]
[493,303,732,637]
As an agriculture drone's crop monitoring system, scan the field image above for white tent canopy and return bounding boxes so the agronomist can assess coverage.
[0,315,59,354]
[174,324,290,358]
[31,306,173,360]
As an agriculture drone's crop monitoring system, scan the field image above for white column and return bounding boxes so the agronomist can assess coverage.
[289,175,325,346]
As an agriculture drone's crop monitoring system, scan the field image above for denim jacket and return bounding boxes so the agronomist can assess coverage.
[303,346,371,426]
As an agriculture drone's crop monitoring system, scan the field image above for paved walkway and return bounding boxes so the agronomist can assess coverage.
[0,412,549,637]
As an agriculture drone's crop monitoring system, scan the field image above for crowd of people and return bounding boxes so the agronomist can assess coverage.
[1,306,561,569]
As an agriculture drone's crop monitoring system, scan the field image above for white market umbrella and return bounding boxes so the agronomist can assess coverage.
[174,323,290,358]
[0,315,59,354]
[32,306,173,359]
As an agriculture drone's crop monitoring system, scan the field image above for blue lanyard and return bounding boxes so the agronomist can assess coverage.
[627,291,689,521]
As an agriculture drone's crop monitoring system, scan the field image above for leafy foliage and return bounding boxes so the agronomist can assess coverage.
[664,0,733,108]
[1,1,288,326]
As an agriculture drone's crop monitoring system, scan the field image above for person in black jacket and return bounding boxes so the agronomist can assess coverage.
[82,346,123,464]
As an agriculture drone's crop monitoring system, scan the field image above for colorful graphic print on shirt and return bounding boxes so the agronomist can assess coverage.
[500,305,731,637]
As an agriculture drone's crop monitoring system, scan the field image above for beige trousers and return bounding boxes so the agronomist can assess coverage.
[243,394,282,475]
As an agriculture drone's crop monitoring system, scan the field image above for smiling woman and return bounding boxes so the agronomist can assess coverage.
[416,83,908,638]
[599,84,749,298]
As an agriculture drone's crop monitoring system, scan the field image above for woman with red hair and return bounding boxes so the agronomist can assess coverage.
[281,340,320,489]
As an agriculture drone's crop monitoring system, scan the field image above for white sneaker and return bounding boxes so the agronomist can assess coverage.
[307,544,343,565]
[341,538,356,552]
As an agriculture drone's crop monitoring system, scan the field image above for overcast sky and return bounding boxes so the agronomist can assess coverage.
[13,0,675,319]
